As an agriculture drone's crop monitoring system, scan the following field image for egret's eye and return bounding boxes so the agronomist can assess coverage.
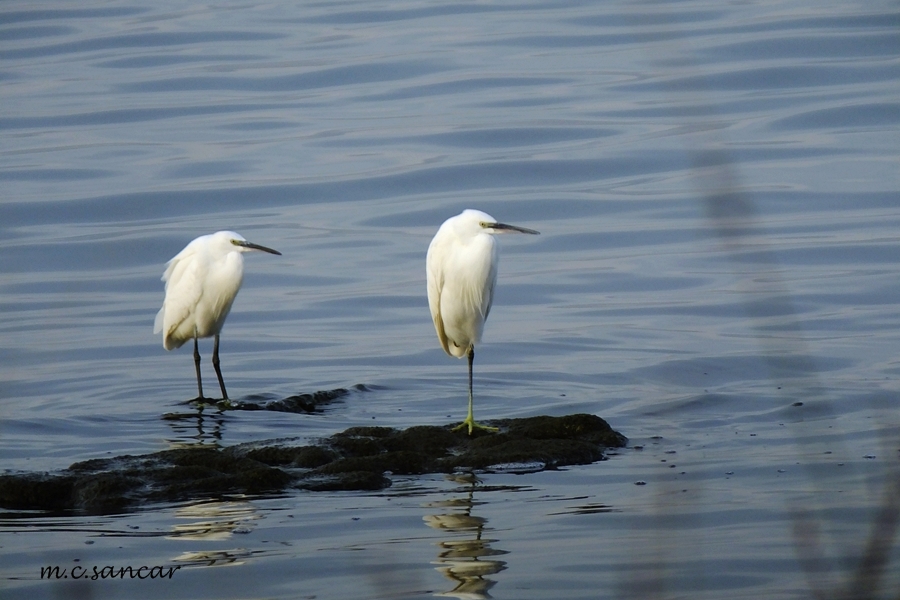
[479,222,489,228]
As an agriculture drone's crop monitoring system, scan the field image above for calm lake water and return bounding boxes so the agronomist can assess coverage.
[2,0,899,598]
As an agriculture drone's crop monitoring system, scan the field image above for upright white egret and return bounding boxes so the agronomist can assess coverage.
[154,231,281,401]
[426,209,539,435]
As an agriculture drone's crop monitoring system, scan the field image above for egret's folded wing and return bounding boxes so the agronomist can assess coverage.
[157,251,204,350]
[426,244,451,356]
[481,251,497,321]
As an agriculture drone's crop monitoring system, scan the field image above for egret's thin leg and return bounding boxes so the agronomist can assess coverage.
[451,346,498,435]
[193,337,204,399]
[467,346,474,424]
[212,334,228,400]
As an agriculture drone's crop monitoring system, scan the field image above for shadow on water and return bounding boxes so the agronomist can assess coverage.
[695,150,900,600]
[664,50,899,587]
[644,34,900,599]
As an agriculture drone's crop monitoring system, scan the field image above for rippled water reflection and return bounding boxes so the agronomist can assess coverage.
[2,0,899,598]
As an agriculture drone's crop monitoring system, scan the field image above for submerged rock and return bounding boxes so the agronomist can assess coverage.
[0,414,626,514]
[164,385,365,415]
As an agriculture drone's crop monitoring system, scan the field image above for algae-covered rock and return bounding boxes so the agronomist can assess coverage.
[168,385,364,415]
[0,413,626,514]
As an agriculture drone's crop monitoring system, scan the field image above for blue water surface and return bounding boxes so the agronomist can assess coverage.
[1,1,899,598]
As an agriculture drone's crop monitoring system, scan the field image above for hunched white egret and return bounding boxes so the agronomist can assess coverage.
[154,231,281,401]
[426,209,539,435]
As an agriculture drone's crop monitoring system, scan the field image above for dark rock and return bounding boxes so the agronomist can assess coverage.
[0,413,626,514]
[217,385,365,413]
[0,473,77,512]
[300,471,392,492]
[243,445,337,468]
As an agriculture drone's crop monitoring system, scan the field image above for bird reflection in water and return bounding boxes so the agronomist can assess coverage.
[168,500,261,568]
[423,473,509,599]
[162,406,226,447]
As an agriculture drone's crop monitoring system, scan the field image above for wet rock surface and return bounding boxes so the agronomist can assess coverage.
[0,413,626,514]
[163,385,364,416]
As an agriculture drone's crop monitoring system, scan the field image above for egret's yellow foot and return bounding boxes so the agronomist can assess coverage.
[452,417,498,436]
[190,397,210,411]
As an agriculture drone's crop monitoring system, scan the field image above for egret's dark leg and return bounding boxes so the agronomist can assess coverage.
[193,337,204,399]
[467,346,474,422]
[212,334,228,400]
[451,346,498,435]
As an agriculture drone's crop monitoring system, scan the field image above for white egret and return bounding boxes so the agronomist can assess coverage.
[154,231,281,401]
[426,209,539,435]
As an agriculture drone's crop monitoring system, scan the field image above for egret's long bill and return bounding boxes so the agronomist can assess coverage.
[233,239,282,255]
[486,222,540,235]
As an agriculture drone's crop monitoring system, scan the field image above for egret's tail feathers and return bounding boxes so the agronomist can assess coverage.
[153,307,164,334]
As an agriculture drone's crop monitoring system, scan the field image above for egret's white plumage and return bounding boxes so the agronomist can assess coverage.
[426,209,539,434]
[154,231,281,400]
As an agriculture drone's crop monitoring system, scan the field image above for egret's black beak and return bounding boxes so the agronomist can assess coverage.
[234,240,282,255]
[489,222,540,235]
